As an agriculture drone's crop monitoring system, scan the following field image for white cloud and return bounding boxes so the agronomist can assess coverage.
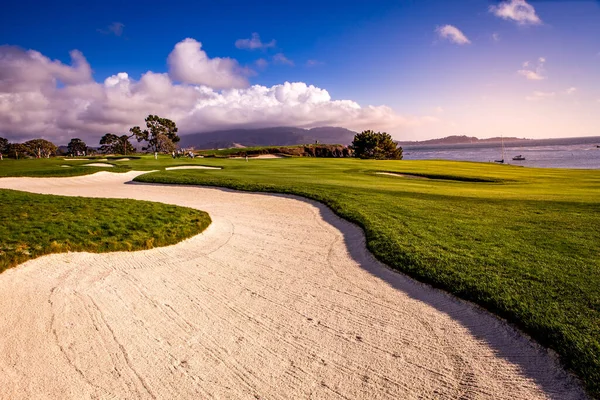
[435,106,444,113]
[0,43,432,144]
[273,53,294,66]
[97,22,125,37]
[306,59,323,67]
[492,33,500,42]
[255,58,268,69]
[565,87,577,95]
[489,0,542,25]
[518,69,544,80]
[526,91,555,101]
[235,33,276,50]
[167,38,248,89]
[518,57,546,80]
[435,25,471,45]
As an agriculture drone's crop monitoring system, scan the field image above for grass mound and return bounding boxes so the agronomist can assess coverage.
[0,189,211,272]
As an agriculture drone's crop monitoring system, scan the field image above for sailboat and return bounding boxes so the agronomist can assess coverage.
[494,136,505,163]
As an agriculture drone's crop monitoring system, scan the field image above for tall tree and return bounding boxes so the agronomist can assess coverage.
[350,130,403,160]
[67,138,87,156]
[99,133,135,154]
[0,137,8,159]
[23,139,57,158]
[131,115,180,154]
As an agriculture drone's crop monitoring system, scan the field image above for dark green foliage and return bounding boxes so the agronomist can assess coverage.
[0,189,211,272]
[0,137,8,155]
[67,138,87,156]
[351,130,403,159]
[6,142,28,159]
[131,115,180,153]
[99,133,136,154]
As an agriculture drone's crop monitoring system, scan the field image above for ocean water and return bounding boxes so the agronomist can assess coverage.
[403,136,600,169]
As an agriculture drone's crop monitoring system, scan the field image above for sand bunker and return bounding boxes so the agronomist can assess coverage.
[83,163,114,167]
[63,158,89,161]
[376,172,428,179]
[113,158,130,161]
[60,165,71,168]
[0,172,587,399]
[253,154,285,159]
[165,165,221,170]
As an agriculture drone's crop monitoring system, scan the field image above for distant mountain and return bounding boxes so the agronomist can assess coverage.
[397,135,531,146]
[179,126,357,149]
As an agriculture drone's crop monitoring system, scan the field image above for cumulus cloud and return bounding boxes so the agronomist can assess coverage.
[489,0,542,25]
[0,42,428,144]
[97,22,125,37]
[518,57,546,80]
[273,53,294,66]
[492,33,500,42]
[435,25,471,45]
[526,91,555,101]
[565,87,577,95]
[167,38,249,89]
[235,33,276,50]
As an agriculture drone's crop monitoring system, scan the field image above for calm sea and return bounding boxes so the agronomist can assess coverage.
[402,136,600,169]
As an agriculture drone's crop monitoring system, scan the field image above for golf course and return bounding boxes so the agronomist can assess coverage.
[0,155,598,398]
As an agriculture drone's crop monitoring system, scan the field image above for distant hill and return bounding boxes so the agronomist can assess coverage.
[398,135,530,146]
[179,126,357,149]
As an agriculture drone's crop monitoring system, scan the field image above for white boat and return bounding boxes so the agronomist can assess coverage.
[512,155,525,161]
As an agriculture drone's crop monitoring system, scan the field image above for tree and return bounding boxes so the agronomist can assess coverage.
[131,115,180,154]
[99,133,136,155]
[7,143,27,159]
[0,137,8,159]
[350,130,403,160]
[23,139,57,158]
[67,138,87,156]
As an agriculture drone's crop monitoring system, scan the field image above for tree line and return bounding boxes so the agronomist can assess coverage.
[1,115,401,160]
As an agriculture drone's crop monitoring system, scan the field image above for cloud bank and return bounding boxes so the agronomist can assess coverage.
[436,25,471,45]
[490,0,542,25]
[0,40,421,144]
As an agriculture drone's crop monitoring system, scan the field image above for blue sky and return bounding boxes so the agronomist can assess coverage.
[1,0,599,142]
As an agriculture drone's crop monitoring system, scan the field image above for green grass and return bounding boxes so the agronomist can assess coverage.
[2,155,599,396]
[133,157,600,397]
[0,189,211,272]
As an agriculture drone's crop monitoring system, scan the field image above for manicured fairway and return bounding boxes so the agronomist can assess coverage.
[0,189,211,272]
[134,157,600,397]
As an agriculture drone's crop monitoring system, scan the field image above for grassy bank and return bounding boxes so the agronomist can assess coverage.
[0,189,211,272]
[132,157,600,396]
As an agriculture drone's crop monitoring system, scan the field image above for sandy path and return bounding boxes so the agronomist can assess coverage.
[0,172,587,400]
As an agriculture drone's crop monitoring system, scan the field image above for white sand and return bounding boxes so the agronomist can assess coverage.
[113,158,130,161]
[165,165,221,170]
[60,165,71,168]
[0,172,587,400]
[83,163,114,167]
[253,154,285,159]
[376,172,427,179]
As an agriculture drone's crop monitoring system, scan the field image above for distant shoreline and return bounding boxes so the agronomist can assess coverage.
[398,135,600,147]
